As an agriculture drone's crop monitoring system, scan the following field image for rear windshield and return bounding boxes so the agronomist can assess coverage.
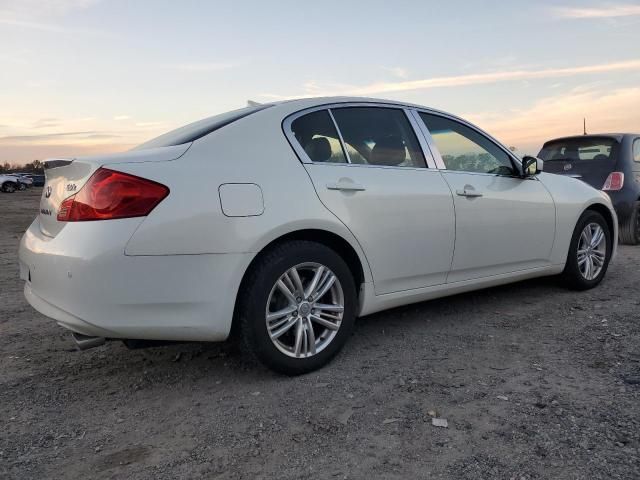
[133,104,272,150]
[539,138,617,162]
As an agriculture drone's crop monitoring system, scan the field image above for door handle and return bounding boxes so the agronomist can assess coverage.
[456,187,483,197]
[326,181,366,192]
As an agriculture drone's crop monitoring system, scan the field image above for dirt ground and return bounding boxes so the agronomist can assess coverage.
[1,188,639,479]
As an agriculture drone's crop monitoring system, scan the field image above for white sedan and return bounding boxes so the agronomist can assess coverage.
[19,97,617,374]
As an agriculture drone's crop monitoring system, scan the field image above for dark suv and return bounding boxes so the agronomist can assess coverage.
[539,134,640,244]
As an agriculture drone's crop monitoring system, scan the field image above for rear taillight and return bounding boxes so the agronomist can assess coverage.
[57,168,169,221]
[602,172,624,191]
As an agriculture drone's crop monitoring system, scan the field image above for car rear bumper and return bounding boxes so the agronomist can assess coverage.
[19,218,252,342]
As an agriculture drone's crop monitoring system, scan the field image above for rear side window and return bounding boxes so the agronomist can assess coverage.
[539,138,617,162]
[331,107,426,168]
[634,139,640,162]
[290,111,347,163]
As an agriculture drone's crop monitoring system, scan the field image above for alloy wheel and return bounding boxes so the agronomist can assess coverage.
[577,223,607,280]
[265,262,344,358]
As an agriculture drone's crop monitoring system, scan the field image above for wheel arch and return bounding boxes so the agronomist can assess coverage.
[584,201,615,239]
[230,228,369,336]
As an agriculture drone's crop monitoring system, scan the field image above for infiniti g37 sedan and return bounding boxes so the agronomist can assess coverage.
[19,97,617,374]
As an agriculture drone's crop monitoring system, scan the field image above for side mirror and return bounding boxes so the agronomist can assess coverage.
[521,156,544,177]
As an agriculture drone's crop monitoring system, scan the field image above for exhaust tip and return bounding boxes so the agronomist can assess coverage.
[72,332,106,351]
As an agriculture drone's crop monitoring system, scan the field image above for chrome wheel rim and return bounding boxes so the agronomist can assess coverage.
[265,262,344,358]
[577,223,606,280]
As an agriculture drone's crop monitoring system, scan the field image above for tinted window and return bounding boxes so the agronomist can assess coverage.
[634,139,640,163]
[134,104,271,150]
[539,138,617,162]
[331,107,426,168]
[291,110,347,163]
[419,113,514,175]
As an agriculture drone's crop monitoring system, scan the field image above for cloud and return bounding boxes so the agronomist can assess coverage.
[465,86,640,154]
[135,122,164,128]
[553,4,640,18]
[261,59,640,99]
[161,63,237,72]
[113,115,130,121]
[0,0,100,17]
[32,118,60,129]
[0,131,98,142]
[382,67,409,79]
[0,0,107,35]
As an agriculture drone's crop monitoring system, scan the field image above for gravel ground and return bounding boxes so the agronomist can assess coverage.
[1,188,639,479]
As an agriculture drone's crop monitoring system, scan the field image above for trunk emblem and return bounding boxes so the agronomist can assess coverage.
[45,186,52,198]
[563,163,573,171]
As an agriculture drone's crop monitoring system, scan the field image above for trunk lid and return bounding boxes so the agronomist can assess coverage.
[39,144,189,237]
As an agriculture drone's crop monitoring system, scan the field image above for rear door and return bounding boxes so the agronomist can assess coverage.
[539,137,619,189]
[286,105,455,295]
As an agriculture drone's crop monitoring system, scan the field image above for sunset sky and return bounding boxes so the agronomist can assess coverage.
[1,0,640,164]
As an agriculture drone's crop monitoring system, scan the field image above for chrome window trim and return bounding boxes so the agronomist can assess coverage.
[413,108,525,178]
[282,101,435,169]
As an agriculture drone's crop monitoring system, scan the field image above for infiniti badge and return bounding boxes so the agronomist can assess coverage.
[44,186,52,198]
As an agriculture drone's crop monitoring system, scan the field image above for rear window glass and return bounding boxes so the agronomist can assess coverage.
[134,104,271,150]
[539,138,617,162]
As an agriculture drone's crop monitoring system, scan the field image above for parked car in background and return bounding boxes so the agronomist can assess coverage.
[0,174,19,193]
[19,97,617,374]
[27,174,45,187]
[539,134,640,244]
[8,174,34,190]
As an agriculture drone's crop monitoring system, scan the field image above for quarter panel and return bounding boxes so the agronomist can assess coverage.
[119,112,373,283]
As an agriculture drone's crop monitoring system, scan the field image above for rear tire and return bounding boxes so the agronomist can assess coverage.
[18,183,26,191]
[619,201,640,245]
[561,210,612,290]
[2,182,16,193]
[236,240,356,375]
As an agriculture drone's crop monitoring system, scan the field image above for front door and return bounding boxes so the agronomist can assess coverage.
[418,112,556,283]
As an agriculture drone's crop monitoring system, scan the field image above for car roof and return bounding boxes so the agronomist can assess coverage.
[267,96,454,118]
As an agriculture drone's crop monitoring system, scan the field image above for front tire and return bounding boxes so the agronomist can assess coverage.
[561,210,612,290]
[2,182,16,193]
[619,201,640,245]
[236,240,357,375]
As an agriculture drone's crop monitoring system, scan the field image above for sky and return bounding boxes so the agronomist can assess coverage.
[1,0,640,164]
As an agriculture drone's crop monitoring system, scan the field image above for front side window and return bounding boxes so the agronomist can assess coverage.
[538,138,617,162]
[419,113,515,175]
[331,107,426,168]
[290,110,347,163]
[633,139,640,163]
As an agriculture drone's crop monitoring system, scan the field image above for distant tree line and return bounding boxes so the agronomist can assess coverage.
[0,160,44,174]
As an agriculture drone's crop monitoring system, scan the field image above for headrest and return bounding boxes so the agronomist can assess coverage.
[370,136,406,166]
[304,137,332,162]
